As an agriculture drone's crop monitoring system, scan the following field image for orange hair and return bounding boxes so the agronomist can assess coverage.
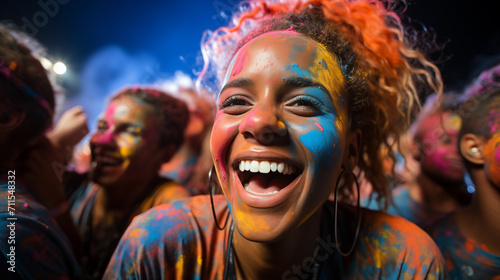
[198,0,443,206]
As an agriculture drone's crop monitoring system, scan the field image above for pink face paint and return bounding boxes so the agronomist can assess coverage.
[230,51,247,77]
[240,111,257,130]
[315,122,324,132]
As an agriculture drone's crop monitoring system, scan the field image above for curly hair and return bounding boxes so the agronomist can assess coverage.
[110,87,190,153]
[0,23,55,144]
[198,0,443,206]
[459,63,500,169]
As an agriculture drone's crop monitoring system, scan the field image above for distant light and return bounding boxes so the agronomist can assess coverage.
[53,62,67,75]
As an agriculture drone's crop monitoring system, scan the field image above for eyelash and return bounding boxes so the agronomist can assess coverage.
[288,96,324,110]
[219,95,248,110]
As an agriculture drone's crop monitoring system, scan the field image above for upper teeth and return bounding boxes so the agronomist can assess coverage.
[238,160,296,175]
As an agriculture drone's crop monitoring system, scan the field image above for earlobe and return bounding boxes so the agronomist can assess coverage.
[460,133,484,165]
[0,108,25,131]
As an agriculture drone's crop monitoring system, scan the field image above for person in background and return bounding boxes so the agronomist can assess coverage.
[0,23,81,279]
[105,0,447,279]
[427,63,500,279]
[364,93,471,227]
[65,87,191,279]
[159,72,215,195]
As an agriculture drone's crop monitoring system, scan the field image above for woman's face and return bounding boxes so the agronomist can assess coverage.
[89,96,165,188]
[419,112,465,183]
[483,95,500,188]
[210,31,348,241]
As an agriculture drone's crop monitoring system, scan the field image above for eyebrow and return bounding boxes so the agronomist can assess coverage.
[219,76,332,98]
[220,78,255,93]
[283,76,331,97]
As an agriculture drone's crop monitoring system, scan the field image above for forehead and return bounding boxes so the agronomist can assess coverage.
[420,112,461,135]
[104,96,157,122]
[225,31,345,97]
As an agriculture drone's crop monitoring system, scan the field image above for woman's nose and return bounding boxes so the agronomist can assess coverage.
[89,130,115,149]
[239,107,287,145]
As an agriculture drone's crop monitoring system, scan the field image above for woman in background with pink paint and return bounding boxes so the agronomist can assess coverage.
[364,93,471,228]
[65,87,192,279]
[426,63,500,279]
[105,0,447,279]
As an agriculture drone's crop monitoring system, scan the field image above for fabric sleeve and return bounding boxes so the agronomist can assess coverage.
[0,212,81,280]
[103,203,200,280]
[350,211,448,280]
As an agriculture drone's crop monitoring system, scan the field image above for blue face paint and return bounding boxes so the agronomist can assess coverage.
[321,59,329,70]
[285,63,313,80]
[298,118,340,179]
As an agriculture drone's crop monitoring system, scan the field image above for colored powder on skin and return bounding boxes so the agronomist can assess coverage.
[315,122,324,132]
[231,51,247,77]
[234,209,270,236]
[321,59,329,70]
[488,109,500,134]
[318,61,321,64]
[282,77,285,81]
[286,25,294,31]
[240,111,257,129]
[495,146,500,164]
[298,120,339,179]
[285,63,312,80]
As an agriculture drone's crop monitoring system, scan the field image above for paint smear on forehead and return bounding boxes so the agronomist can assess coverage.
[444,113,462,132]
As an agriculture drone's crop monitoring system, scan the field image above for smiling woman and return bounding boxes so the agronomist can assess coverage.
[104,0,447,279]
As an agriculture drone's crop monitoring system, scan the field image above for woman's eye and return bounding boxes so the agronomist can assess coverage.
[286,96,324,116]
[97,124,107,132]
[219,95,252,114]
[125,127,142,136]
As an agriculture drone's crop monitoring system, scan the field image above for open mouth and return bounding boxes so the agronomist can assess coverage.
[234,160,302,196]
[94,155,123,168]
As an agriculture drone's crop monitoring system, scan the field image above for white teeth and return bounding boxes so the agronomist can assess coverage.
[270,162,277,172]
[277,163,284,173]
[250,161,259,173]
[259,161,271,173]
[238,160,296,175]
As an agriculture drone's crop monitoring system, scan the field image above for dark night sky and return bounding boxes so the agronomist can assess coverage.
[1,0,499,121]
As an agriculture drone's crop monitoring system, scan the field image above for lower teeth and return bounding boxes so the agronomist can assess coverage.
[244,183,279,195]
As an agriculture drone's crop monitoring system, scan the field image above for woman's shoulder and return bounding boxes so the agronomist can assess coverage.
[339,204,447,279]
[104,195,229,279]
[359,207,441,252]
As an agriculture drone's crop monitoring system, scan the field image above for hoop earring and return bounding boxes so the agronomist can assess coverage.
[333,169,362,256]
[209,166,229,230]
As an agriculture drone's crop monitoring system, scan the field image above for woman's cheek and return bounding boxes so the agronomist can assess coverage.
[296,118,342,178]
[117,135,137,158]
[211,116,239,183]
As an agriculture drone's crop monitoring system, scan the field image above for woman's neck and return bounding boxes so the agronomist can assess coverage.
[457,169,500,255]
[410,173,460,213]
[97,176,158,212]
[233,209,323,280]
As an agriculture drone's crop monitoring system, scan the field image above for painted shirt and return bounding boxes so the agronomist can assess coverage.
[0,181,82,279]
[104,195,446,280]
[68,173,190,280]
[426,213,500,279]
[363,186,448,228]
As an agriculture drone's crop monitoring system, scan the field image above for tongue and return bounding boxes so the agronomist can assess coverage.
[247,174,291,194]
[248,174,279,194]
